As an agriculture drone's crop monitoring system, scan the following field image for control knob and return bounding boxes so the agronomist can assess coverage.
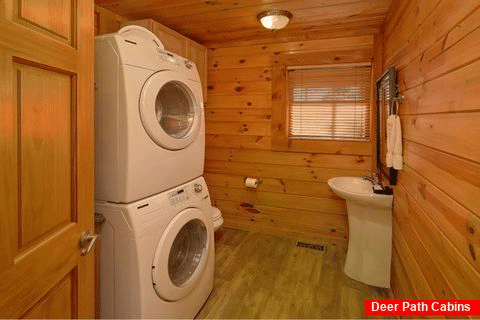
[184,60,193,69]
[194,183,203,193]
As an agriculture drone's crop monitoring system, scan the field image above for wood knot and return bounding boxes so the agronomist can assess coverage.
[418,182,426,199]
[234,86,244,93]
[467,224,475,234]
[469,243,476,261]
[240,203,253,208]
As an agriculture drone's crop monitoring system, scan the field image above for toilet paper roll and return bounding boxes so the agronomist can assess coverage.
[245,177,261,188]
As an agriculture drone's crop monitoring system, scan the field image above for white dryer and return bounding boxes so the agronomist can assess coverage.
[94,26,205,203]
[96,176,214,319]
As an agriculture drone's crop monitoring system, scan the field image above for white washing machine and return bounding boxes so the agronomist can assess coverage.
[96,176,214,319]
[94,26,205,203]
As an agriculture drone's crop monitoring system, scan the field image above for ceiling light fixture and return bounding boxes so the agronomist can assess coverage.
[257,9,292,30]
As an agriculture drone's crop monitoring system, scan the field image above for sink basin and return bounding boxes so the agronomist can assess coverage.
[328,176,392,208]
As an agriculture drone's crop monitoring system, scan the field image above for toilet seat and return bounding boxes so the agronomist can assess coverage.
[211,207,223,231]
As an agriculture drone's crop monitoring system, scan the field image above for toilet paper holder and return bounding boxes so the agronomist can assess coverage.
[244,177,263,188]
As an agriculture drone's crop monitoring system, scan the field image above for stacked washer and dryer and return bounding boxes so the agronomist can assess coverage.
[94,26,220,319]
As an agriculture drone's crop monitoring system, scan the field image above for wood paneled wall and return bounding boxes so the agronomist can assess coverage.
[205,36,376,244]
[384,0,480,299]
[94,4,127,36]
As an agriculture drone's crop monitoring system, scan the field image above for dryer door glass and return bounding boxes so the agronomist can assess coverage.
[155,81,195,139]
[168,218,207,286]
[140,71,202,150]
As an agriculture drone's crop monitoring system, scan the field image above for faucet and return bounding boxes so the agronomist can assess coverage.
[362,172,380,186]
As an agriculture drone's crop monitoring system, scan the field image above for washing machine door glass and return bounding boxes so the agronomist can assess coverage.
[152,207,211,302]
[140,71,203,150]
[168,218,207,286]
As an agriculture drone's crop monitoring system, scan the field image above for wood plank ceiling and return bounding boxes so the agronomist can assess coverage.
[94,0,392,47]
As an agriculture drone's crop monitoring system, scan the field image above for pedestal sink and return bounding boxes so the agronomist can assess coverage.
[328,176,393,288]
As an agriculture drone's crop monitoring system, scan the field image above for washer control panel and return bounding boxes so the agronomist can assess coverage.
[167,181,204,206]
[126,177,210,235]
[168,188,190,206]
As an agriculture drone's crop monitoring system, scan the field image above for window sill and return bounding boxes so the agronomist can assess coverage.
[271,135,372,155]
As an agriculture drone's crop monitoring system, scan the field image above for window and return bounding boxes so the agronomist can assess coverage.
[287,65,371,141]
[271,51,374,153]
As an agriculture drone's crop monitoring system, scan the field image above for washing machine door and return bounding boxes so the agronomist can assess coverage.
[152,207,211,301]
[140,71,203,150]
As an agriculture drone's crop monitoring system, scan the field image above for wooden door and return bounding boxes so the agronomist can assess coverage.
[0,0,94,318]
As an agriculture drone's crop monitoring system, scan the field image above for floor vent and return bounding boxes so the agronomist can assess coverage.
[296,241,327,252]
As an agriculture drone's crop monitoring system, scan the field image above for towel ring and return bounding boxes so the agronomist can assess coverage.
[391,95,403,115]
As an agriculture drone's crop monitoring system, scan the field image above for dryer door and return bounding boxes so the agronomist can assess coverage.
[152,207,212,301]
[140,71,203,150]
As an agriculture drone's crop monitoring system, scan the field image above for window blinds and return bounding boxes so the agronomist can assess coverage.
[287,65,372,141]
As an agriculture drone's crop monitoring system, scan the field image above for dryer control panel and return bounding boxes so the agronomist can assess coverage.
[157,50,180,65]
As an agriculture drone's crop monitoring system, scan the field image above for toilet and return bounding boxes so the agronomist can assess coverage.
[211,206,224,231]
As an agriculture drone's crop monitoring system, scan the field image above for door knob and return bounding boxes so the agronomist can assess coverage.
[79,229,99,256]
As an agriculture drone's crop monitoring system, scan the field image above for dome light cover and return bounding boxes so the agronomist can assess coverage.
[257,9,293,30]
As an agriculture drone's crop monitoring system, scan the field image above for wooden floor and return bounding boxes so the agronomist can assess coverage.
[196,228,392,319]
